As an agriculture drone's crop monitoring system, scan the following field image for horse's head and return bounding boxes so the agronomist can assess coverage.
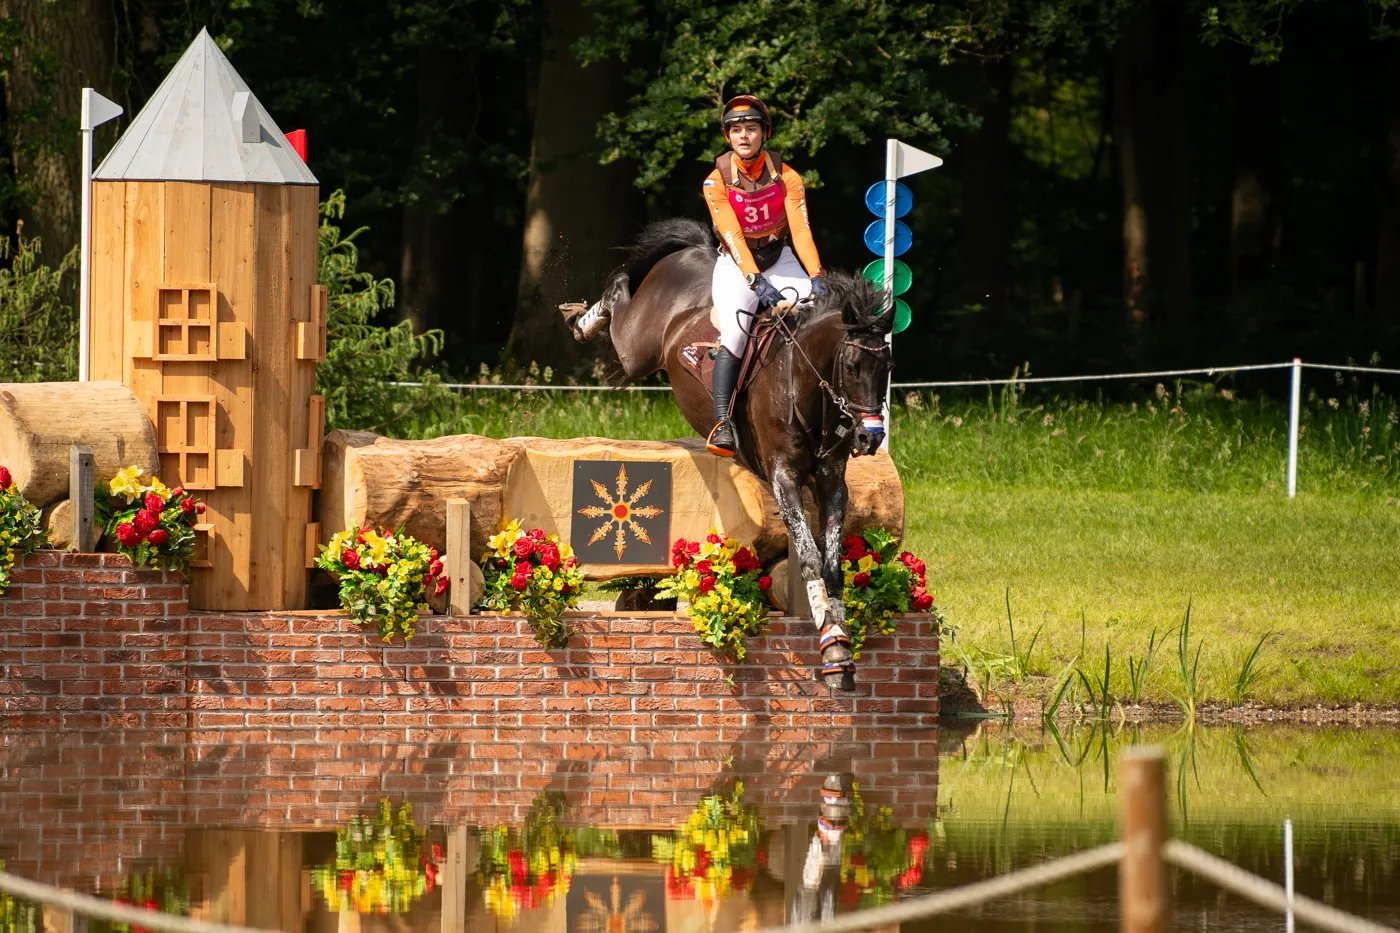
[813,273,895,457]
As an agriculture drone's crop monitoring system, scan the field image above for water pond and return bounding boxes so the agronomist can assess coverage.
[0,722,1395,932]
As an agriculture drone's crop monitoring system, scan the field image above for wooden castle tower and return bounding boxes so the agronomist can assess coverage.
[87,29,326,610]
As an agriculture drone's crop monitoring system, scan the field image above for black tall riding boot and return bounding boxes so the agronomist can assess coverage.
[706,346,742,457]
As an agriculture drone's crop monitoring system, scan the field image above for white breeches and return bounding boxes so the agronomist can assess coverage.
[711,246,812,356]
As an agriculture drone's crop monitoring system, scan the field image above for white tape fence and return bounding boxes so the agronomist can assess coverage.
[393,358,1400,498]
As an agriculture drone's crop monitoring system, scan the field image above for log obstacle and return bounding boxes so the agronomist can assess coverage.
[320,430,905,580]
[0,382,158,509]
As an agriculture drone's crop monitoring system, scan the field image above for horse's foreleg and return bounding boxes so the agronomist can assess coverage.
[773,467,854,689]
[813,466,855,687]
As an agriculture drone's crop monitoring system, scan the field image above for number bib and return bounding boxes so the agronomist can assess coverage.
[727,182,786,238]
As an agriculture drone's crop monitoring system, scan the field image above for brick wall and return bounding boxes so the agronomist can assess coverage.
[0,553,939,731]
[0,725,942,890]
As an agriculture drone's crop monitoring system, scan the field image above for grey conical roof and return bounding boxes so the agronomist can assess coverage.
[94,28,317,185]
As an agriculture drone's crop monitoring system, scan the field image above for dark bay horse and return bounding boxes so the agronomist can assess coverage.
[567,218,894,689]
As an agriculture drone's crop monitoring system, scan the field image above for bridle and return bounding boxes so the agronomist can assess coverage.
[768,294,892,459]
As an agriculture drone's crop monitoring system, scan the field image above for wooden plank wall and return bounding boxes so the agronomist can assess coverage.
[86,179,319,610]
[207,184,257,609]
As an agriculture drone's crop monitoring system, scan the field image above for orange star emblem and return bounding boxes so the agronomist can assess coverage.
[576,463,666,559]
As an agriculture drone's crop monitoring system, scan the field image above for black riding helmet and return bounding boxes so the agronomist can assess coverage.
[721,95,772,138]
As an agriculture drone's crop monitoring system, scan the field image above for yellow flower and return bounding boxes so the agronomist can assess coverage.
[148,477,171,500]
[362,530,390,567]
[857,554,876,573]
[108,465,145,503]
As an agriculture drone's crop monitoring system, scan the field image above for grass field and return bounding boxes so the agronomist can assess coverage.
[389,374,1400,707]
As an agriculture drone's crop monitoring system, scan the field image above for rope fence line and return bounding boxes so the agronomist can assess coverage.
[0,870,273,933]
[388,358,1400,393]
[1165,841,1399,933]
[750,843,1126,933]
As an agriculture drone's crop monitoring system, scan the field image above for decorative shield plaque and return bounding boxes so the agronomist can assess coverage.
[570,460,672,566]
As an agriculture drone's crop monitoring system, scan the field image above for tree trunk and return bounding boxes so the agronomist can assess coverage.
[0,0,116,258]
[506,0,641,372]
[1374,43,1400,323]
[958,56,1013,329]
[1114,0,1192,353]
[1225,47,1281,298]
[320,431,904,579]
[0,381,159,508]
[398,42,469,341]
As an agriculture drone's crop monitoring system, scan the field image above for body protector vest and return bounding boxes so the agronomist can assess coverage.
[717,150,788,270]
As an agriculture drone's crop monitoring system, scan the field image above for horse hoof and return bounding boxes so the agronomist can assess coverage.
[821,642,853,666]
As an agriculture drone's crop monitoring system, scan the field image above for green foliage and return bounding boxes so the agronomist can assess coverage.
[477,523,585,649]
[1230,631,1273,705]
[841,527,937,656]
[0,859,38,933]
[316,190,456,434]
[1172,602,1205,720]
[0,227,77,382]
[316,527,445,642]
[1126,626,1167,706]
[0,478,46,595]
[658,533,769,661]
[578,0,1135,189]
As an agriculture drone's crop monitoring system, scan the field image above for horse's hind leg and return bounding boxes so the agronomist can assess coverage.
[773,467,855,690]
[563,272,630,343]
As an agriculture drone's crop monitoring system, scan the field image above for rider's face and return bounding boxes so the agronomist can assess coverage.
[727,121,764,160]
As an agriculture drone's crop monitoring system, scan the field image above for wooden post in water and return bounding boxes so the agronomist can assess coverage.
[446,498,472,615]
[1119,746,1170,933]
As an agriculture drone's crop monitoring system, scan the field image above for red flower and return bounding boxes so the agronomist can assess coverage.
[341,548,361,570]
[171,486,184,498]
[852,572,870,588]
[147,529,168,546]
[758,575,772,592]
[561,583,571,595]
[0,466,11,490]
[539,541,561,571]
[434,576,448,596]
[180,498,195,514]
[428,558,444,578]
[196,502,205,514]
[429,548,439,562]
[356,528,368,543]
[134,509,158,533]
[564,555,577,568]
[527,527,548,541]
[508,850,527,886]
[698,575,716,593]
[694,559,712,575]
[144,493,164,513]
[513,536,535,559]
[706,532,723,544]
[911,586,934,611]
[733,547,759,572]
[843,535,864,552]
[671,539,691,567]
[116,522,140,547]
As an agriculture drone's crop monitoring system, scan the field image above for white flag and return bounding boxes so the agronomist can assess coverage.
[894,141,942,178]
[81,88,123,131]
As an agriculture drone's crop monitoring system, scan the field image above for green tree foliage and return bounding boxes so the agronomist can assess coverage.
[316,190,455,433]
[0,225,77,382]
[578,0,1132,189]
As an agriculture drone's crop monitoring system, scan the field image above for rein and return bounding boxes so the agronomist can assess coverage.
[770,304,889,459]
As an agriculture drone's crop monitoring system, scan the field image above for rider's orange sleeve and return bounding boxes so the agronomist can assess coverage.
[703,168,761,278]
[781,165,824,277]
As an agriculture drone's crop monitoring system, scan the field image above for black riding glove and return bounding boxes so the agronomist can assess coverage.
[810,275,828,298]
[751,276,783,310]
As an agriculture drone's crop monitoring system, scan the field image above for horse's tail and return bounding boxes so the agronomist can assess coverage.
[623,218,715,288]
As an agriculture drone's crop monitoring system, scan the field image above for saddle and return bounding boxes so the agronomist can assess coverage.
[680,301,799,416]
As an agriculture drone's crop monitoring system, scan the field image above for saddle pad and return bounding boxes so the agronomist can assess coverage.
[679,307,791,405]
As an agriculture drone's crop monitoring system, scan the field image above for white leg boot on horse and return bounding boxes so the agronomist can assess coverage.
[774,466,855,690]
[561,272,632,344]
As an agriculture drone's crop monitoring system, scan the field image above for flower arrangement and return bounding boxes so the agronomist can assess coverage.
[656,531,771,660]
[316,527,446,641]
[478,521,584,649]
[840,527,941,656]
[839,787,929,908]
[653,781,765,902]
[92,867,190,933]
[0,466,46,595]
[478,792,579,921]
[96,466,204,574]
[311,801,441,914]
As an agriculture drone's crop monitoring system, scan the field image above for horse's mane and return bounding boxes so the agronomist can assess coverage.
[622,218,715,286]
[809,271,893,338]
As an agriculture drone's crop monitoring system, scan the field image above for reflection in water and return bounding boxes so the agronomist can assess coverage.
[311,802,442,914]
[0,723,1395,932]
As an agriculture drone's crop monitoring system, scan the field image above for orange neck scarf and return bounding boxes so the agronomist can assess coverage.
[734,150,767,182]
